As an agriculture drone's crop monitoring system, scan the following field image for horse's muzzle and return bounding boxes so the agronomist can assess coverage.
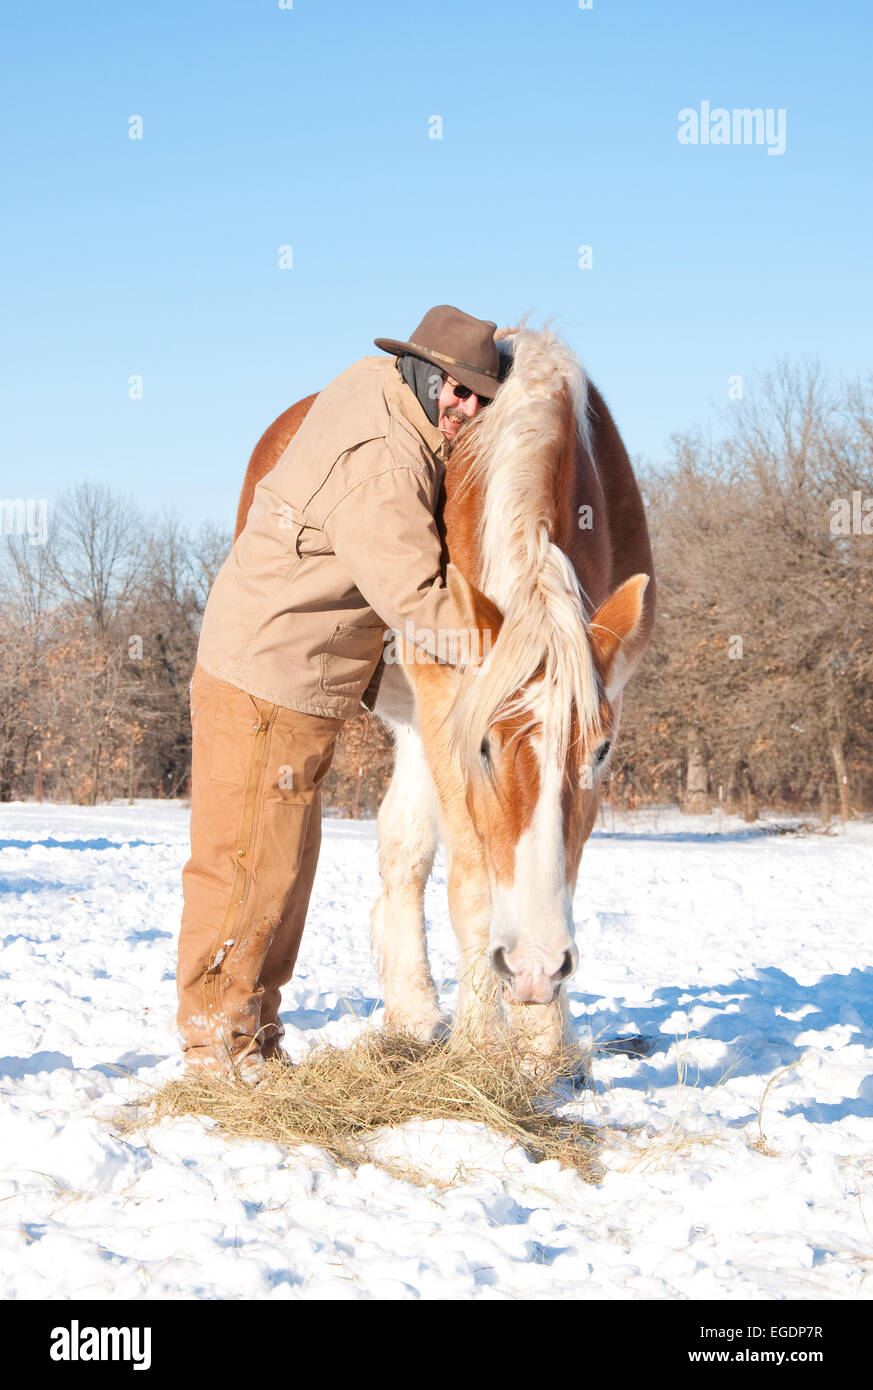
[489,943,577,1005]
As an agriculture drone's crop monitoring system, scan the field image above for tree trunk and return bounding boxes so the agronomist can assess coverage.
[725,761,742,815]
[740,762,759,823]
[683,724,711,814]
[818,780,831,826]
[829,733,850,824]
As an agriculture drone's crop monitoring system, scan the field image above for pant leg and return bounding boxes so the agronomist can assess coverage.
[258,787,332,1052]
[177,663,342,1069]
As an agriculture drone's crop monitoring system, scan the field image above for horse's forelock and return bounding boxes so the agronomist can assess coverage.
[449,549,603,777]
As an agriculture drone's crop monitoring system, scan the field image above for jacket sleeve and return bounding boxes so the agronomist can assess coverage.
[322,459,475,664]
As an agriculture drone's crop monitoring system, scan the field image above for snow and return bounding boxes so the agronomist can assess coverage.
[1,799,871,1300]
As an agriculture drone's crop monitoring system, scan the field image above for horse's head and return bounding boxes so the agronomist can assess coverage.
[414,564,649,1007]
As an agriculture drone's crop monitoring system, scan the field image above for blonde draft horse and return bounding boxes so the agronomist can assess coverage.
[235,327,655,1065]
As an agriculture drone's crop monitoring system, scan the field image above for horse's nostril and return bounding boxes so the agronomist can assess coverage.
[557,949,575,981]
[490,946,513,982]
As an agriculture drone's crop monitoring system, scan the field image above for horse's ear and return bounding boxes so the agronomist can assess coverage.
[588,574,650,696]
[447,563,504,641]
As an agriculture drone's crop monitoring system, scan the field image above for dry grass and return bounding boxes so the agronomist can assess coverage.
[748,1064,796,1157]
[122,1031,602,1188]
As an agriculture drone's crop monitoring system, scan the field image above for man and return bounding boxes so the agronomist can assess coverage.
[177,305,504,1083]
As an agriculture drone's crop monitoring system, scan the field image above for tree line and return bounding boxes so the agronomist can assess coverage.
[1,363,870,818]
[0,485,393,813]
[619,362,873,819]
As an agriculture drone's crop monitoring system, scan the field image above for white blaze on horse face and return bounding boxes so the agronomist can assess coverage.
[489,736,578,1004]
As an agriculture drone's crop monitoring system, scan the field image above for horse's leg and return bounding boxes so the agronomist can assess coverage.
[447,840,502,1045]
[370,722,444,1041]
[388,665,502,1048]
[502,987,576,1072]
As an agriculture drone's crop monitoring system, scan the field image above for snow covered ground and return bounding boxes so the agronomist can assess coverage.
[1,798,871,1301]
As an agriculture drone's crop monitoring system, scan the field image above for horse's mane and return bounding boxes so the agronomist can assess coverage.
[449,326,603,772]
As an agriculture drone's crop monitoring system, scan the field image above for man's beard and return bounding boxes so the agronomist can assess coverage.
[444,409,468,451]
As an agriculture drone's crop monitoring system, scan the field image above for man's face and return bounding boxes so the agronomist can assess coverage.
[436,373,489,444]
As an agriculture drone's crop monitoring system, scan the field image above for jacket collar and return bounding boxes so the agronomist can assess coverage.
[383,358,449,462]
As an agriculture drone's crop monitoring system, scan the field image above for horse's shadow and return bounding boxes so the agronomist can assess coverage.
[569,965,873,1124]
[589,825,799,845]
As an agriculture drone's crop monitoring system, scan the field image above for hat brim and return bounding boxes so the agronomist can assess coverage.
[374,338,499,402]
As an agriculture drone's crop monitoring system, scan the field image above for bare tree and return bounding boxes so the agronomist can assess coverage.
[48,483,145,637]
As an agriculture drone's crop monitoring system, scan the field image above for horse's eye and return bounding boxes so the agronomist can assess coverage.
[595,739,612,765]
[480,738,491,762]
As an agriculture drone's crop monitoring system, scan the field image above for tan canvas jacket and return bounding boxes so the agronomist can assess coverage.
[197,355,472,718]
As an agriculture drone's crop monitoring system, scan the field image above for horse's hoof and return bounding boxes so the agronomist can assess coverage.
[569,1063,593,1096]
[597,1034,654,1059]
[385,1016,449,1046]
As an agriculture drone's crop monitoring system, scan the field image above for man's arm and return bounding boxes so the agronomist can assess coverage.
[322,461,476,663]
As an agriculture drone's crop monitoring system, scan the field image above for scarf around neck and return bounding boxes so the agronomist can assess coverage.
[396,352,443,428]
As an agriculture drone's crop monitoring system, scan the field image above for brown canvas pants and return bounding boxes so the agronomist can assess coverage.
[177,663,344,1072]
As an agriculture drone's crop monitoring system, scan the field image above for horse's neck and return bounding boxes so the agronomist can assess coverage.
[443,432,594,605]
[442,454,487,587]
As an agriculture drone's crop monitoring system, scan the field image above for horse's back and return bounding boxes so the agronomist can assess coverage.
[234,393,319,540]
[579,382,656,653]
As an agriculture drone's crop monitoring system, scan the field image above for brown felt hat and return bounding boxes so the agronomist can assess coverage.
[374,304,501,401]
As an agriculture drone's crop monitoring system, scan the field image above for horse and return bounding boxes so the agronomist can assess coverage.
[234,326,655,1065]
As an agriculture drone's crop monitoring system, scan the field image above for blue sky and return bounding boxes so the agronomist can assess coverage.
[2,0,871,530]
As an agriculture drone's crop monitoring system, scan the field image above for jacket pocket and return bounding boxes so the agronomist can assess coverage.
[319,621,386,699]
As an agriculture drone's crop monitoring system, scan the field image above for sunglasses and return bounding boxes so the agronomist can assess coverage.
[445,376,491,407]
